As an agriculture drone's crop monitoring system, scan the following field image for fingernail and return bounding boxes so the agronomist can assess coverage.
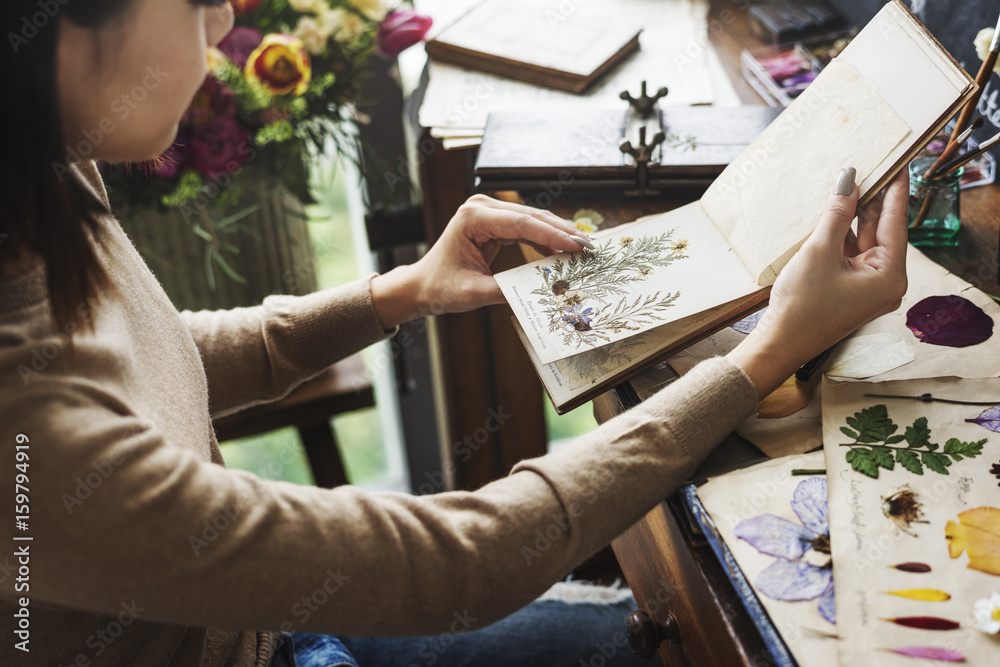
[835,166,857,196]
[569,235,596,250]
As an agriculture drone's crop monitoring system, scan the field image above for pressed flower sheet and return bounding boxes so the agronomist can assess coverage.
[822,377,1000,665]
[697,452,838,667]
[496,202,759,365]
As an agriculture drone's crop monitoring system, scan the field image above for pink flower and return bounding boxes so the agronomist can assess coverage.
[376,9,432,59]
[219,26,264,68]
[191,117,251,178]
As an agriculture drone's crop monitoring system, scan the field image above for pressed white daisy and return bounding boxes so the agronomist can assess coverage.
[973,592,1000,634]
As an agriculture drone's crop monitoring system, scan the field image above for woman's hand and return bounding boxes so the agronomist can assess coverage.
[370,195,589,329]
[727,167,909,399]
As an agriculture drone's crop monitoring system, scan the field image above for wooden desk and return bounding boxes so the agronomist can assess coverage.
[533,2,1000,663]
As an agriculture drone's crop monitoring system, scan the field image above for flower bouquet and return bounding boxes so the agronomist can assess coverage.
[101,0,431,305]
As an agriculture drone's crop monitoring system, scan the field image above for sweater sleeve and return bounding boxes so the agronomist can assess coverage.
[0,357,757,637]
[177,275,393,418]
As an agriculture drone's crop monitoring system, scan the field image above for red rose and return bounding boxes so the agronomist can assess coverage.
[219,26,263,68]
[191,117,251,178]
[376,10,433,59]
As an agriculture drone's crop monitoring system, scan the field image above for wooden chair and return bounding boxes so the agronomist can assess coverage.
[212,354,375,488]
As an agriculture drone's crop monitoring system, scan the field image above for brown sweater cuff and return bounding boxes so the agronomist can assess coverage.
[283,274,395,362]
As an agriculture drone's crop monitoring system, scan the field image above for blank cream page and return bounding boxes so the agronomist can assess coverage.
[701,58,911,286]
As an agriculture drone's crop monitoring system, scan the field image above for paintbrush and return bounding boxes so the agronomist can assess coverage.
[921,118,983,181]
[937,131,1000,177]
[949,11,1000,144]
[909,119,984,228]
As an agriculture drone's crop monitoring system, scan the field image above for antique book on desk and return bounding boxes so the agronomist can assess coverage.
[474,106,782,191]
[494,0,976,413]
[424,0,642,94]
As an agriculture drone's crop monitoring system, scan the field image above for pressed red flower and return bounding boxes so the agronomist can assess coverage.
[905,295,994,347]
[376,9,433,59]
[245,34,312,96]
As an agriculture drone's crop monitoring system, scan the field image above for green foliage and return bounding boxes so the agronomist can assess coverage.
[255,120,296,146]
[839,404,988,478]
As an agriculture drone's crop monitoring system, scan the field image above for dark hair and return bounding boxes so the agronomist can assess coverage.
[1,0,133,330]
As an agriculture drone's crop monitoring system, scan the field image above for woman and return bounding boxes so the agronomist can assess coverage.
[0,1,907,666]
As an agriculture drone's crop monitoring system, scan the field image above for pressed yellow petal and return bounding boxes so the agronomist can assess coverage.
[757,375,814,419]
[881,588,952,602]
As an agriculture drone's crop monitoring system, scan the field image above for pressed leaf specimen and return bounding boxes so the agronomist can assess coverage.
[945,506,1000,576]
[889,562,932,573]
[880,647,965,662]
[838,405,987,478]
[881,588,952,602]
[879,616,960,631]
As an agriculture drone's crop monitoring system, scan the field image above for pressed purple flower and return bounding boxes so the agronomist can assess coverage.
[734,477,834,623]
[561,304,594,331]
[905,295,994,347]
[967,406,1000,433]
[731,308,766,334]
[818,582,836,624]
[755,558,832,601]
[735,477,829,558]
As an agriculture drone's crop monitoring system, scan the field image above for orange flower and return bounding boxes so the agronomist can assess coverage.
[245,34,312,96]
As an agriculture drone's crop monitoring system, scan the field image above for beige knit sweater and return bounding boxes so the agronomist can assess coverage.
[0,162,759,667]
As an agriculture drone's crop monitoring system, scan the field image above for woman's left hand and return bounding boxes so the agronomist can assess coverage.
[371,195,589,329]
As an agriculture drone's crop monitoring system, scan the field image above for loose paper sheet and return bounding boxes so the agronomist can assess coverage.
[496,202,759,365]
[697,452,839,667]
[701,58,911,286]
[664,245,1000,458]
[823,377,1000,666]
[838,247,1000,383]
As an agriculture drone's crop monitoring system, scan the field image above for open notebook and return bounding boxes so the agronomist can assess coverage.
[494,1,976,413]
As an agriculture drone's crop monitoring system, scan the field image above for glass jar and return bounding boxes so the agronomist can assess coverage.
[907,156,963,247]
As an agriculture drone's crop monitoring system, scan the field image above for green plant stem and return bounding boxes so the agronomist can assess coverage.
[839,443,921,451]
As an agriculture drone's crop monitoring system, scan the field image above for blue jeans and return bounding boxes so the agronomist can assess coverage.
[271,590,648,667]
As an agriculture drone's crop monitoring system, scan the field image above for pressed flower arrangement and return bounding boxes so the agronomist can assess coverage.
[102,0,431,304]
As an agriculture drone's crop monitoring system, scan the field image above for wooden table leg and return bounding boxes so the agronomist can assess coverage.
[298,421,350,488]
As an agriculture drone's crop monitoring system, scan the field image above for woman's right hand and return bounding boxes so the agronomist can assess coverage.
[727,167,909,399]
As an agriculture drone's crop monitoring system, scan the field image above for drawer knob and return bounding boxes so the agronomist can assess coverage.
[626,609,680,659]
